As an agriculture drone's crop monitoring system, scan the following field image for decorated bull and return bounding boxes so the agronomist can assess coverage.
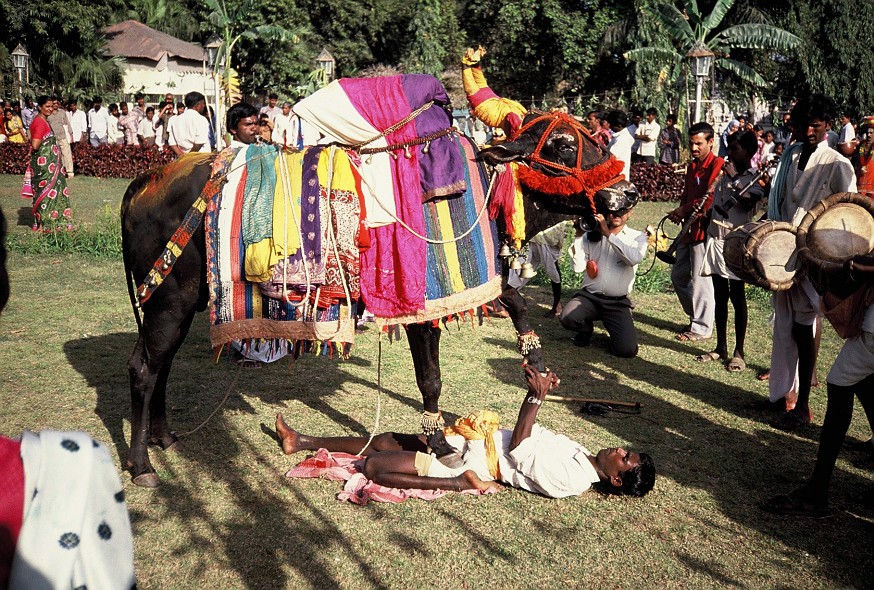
[121,51,636,487]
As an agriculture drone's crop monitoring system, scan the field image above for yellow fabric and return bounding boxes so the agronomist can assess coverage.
[443,410,502,480]
[243,151,304,283]
[244,147,360,283]
[434,198,466,292]
[509,163,526,248]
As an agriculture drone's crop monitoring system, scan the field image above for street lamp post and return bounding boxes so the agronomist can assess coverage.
[206,39,223,148]
[316,48,336,82]
[686,42,714,124]
[11,44,29,110]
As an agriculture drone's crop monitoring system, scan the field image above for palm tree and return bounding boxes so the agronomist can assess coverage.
[623,0,800,120]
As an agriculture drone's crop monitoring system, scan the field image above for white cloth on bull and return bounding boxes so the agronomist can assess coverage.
[294,81,397,227]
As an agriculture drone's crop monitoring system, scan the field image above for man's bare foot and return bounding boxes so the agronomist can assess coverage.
[462,470,502,492]
[275,413,300,454]
[543,304,562,318]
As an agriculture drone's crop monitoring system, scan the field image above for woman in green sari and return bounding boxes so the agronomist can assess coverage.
[21,96,73,231]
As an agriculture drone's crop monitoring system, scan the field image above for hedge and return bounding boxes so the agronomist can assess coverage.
[0,143,685,201]
[0,142,176,178]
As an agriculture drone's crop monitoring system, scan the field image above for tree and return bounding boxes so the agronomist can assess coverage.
[622,0,801,114]
[203,0,304,102]
[124,0,200,41]
[462,0,619,101]
[402,0,463,77]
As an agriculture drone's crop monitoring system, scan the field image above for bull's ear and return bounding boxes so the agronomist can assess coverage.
[479,144,526,165]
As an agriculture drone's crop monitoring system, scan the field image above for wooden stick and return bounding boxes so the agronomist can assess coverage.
[544,395,641,408]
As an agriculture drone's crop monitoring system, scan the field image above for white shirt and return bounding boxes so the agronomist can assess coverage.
[272,112,320,148]
[259,104,282,122]
[839,122,856,145]
[780,140,856,226]
[169,108,211,153]
[568,225,648,297]
[496,426,601,499]
[87,107,110,139]
[67,110,87,142]
[107,114,120,142]
[137,116,155,139]
[608,128,634,180]
[635,120,661,157]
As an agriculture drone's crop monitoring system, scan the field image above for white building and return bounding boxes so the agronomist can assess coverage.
[104,20,214,104]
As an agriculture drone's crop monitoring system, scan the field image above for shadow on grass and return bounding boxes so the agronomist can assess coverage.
[62,313,439,588]
[484,288,873,588]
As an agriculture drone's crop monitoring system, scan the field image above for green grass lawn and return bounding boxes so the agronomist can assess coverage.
[1,174,872,589]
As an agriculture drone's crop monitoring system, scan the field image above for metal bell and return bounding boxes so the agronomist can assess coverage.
[499,243,512,257]
[520,261,536,279]
[509,256,522,271]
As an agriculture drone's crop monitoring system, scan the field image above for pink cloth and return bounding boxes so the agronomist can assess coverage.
[340,77,427,318]
[285,448,496,505]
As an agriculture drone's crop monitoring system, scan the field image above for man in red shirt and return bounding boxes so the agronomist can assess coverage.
[668,122,724,341]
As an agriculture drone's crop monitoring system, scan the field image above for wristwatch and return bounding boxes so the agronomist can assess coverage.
[526,396,542,406]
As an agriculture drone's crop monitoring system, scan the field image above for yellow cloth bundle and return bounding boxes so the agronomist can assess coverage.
[244,151,304,282]
[443,410,502,480]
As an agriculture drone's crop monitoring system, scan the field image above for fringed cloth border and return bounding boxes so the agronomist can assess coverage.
[209,308,356,349]
[374,276,502,328]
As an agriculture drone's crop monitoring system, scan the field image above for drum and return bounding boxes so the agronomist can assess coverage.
[724,220,799,291]
[797,192,874,274]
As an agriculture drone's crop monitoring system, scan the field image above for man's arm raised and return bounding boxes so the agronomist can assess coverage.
[510,365,559,451]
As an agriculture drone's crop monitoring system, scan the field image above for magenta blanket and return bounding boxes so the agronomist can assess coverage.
[285,449,495,505]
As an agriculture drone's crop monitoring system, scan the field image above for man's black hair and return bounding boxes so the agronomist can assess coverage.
[728,130,758,157]
[646,107,657,117]
[791,94,837,128]
[135,92,145,101]
[184,91,205,109]
[606,109,627,129]
[602,453,656,497]
[226,102,258,133]
[92,96,103,104]
[688,121,715,141]
[268,93,278,100]
[666,113,677,123]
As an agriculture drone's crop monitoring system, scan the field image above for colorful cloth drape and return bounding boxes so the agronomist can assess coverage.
[20,117,72,231]
[207,145,360,352]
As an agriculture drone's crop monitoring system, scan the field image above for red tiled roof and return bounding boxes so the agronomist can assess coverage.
[104,20,204,63]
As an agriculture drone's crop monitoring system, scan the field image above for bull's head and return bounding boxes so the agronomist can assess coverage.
[480,111,636,226]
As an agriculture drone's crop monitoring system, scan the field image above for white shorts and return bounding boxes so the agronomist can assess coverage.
[413,435,494,481]
[827,331,874,387]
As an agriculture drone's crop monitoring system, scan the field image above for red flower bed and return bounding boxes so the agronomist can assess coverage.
[0,142,177,178]
[629,163,685,202]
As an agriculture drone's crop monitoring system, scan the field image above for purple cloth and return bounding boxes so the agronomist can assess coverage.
[401,74,467,201]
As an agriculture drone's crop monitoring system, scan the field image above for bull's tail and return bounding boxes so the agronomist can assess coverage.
[120,178,147,335]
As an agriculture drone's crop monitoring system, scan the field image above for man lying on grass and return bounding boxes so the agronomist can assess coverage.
[275,366,656,498]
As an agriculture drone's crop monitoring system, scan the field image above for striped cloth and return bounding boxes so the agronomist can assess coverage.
[205,145,358,353]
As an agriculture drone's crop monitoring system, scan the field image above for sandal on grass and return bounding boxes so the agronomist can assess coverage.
[676,331,710,342]
[759,490,831,518]
[695,351,724,363]
[770,409,811,431]
[726,356,746,372]
[235,358,263,369]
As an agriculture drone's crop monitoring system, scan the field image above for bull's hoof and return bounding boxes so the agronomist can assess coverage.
[150,431,181,452]
[132,471,162,488]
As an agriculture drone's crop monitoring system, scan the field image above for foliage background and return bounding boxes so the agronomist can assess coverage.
[2,0,874,116]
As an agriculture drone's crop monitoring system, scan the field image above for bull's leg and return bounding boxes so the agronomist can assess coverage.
[499,286,546,372]
[127,304,197,487]
[147,310,196,451]
[406,322,459,459]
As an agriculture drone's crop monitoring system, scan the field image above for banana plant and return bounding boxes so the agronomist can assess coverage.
[624,0,801,88]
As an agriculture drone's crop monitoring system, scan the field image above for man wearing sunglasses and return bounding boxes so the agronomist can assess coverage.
[559,187,648,357]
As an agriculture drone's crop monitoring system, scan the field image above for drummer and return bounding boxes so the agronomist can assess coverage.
[697,131,765,372]
[764,94,857,431]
